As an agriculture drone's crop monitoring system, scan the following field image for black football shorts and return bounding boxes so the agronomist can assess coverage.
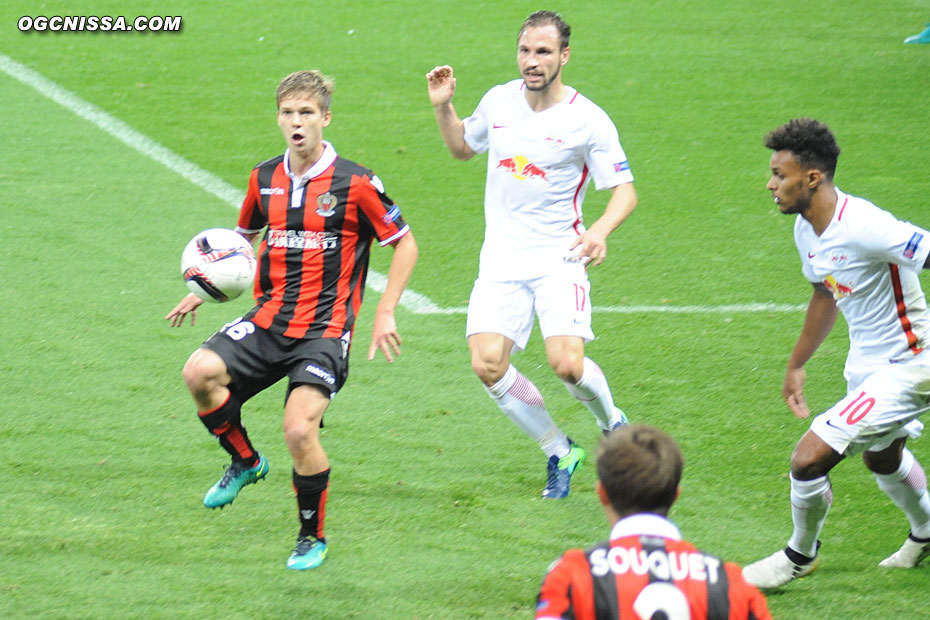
[202,317,349,403]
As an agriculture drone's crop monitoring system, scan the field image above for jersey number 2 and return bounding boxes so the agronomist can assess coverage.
[633,582,691,620]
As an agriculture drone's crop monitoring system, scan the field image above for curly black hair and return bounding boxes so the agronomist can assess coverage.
[764,118,841,179]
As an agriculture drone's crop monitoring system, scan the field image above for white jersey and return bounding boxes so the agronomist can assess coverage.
[463,79,634,281]
[794,187,930,377]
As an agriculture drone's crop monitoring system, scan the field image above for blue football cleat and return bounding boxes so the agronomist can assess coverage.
[603,407,630,436]
[286,535,328,571]
[542,441,585,499]
[203,454,268,508]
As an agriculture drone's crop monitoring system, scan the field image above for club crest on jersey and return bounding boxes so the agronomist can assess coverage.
[829,251,849,269]
[316,192,337,217]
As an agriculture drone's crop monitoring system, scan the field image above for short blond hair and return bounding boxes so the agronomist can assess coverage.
[276,70,334,111]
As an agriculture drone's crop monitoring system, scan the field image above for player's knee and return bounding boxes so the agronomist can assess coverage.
[471,354,506,385]
[550,357,583,383]
[182,349,224,394]
[790,450,830,480]
[548,348,584,383]
[282,416,320,450]
[862,443,904,475]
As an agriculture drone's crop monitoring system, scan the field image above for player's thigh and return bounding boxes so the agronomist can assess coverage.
[202,317,286,401]
[283,384,331,436]
[810,364,930,457]
[533,267,594,343]
[466,278,535,351]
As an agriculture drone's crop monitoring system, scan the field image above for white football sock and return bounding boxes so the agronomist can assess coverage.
[486,364,569,458]
[562,357,625,429]
[875,448,930,539]
[788,474,833,558]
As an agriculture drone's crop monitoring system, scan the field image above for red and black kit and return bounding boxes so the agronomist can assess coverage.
[536,534,771,620]
[237,147,409,341]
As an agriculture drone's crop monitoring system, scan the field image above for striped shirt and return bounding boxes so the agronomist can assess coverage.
[236,141,409,340]
[535,514,771,620]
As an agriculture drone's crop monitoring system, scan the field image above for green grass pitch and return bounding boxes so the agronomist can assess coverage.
[2,1,930,618]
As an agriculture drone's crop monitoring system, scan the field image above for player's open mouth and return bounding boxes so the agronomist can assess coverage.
[292,133,305,143]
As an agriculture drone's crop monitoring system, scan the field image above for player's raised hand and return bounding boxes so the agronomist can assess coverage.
[426,65,456,107]
[783,367,810,419]
[165,293,204,327]
[369,308,402,363]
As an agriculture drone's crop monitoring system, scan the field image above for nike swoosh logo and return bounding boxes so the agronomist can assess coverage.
[808,252,816,258]
[493,123,507,129]
[825,419,843,430]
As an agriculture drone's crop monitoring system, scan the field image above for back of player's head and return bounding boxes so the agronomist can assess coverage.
[764,118,841,180]
[519,10,571,50]
[596,425,683,517]
[276,70,334,112]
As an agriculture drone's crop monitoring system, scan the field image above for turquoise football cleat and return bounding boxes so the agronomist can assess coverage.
[286,535,328,571]
[203,454,268,509]
[904,24,930,44]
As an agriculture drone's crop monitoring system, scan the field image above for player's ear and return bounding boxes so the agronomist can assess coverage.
[322,109,332,128]
[673,485,682,506]
[807,168,823,190]
[560,45,570,66]
[595,479,610,507]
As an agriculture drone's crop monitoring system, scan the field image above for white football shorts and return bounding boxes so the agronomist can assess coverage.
[810,355,930,456]
[465,265,594,351]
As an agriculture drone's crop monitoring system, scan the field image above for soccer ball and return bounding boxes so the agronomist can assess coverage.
[180,228,256,302]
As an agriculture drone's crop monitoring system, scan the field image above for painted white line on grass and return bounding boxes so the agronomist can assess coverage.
[375,301,806,316]
[2,53,804,317]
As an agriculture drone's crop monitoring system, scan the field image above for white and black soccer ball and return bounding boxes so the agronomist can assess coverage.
[180,228,256,302]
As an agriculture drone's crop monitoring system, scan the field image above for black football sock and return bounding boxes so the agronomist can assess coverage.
[293,468,330,542]
[197,392,258,466]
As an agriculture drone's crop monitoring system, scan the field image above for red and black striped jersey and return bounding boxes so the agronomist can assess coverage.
[235,143,409,340]
[535,516,771,620]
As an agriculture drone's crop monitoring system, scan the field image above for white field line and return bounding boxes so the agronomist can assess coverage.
[2,53,803,317]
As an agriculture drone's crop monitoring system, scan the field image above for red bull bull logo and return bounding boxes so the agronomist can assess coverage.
[824,275,854,299]
[497,155,548,182]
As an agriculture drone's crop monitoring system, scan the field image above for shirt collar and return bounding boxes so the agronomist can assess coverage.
[283,141,337,186]
[609,513,682,541]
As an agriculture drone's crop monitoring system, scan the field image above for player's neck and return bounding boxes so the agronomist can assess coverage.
[288,142,326,178]
[524,81,567,112]
[804,183,838,236]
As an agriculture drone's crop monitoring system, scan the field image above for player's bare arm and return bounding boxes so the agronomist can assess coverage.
[368,232,419,362]
[569,182,637,267]
[426,65,474,161]
[783,283,837,419]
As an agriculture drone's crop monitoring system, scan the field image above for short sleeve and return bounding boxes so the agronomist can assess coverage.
[236,167,267,234]
[583,107,634,190]
[462,90,492,155]
[858,208,930,271]
[357,173,409,246]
